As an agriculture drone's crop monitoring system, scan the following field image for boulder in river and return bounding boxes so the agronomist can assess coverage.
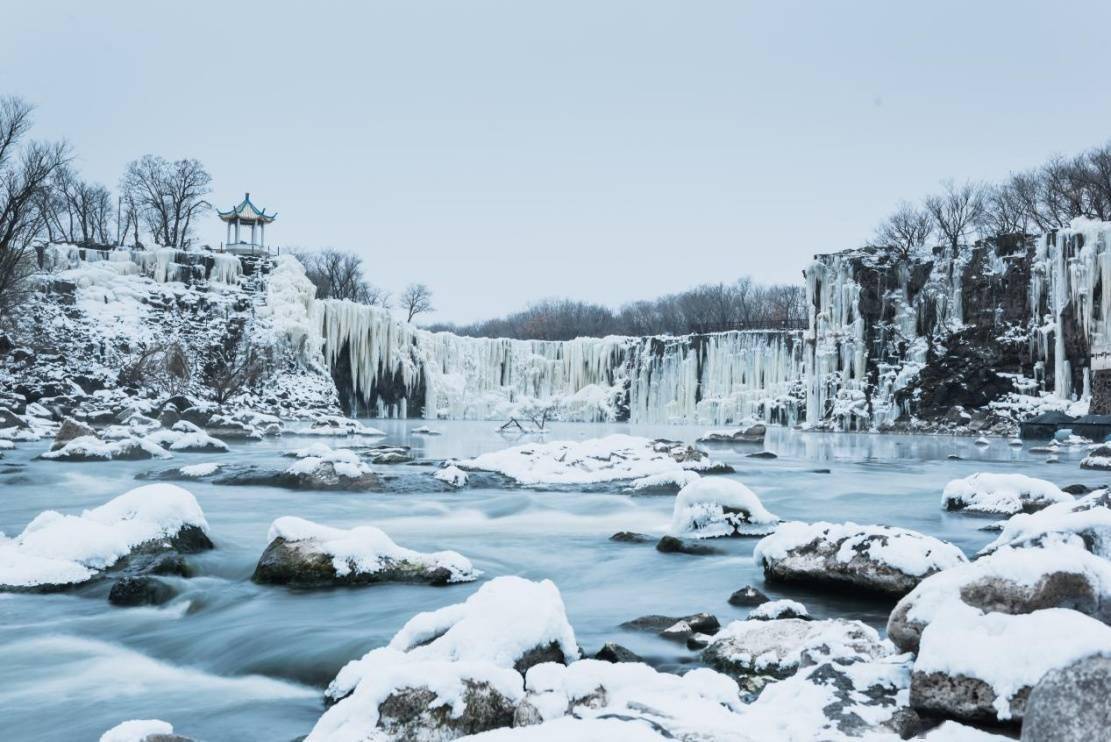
[593,642,643,663]
[979,489,1111,558]
[620,612,720,636]
[942,472,1072,515]
[655,535,723,555]
[887,542,1111,653]
[252,516,479,588]
[610,531,654,544]
[697,422,766,444]
[1080,445,1111,470]
[728,585,769,607]
[748,599,809,621]
[1021,655,1111,742]
[108,576,176,607]
[51,417,95,450]
[669,478,779,539]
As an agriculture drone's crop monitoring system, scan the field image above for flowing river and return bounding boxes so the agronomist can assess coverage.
[0,422,1099,740]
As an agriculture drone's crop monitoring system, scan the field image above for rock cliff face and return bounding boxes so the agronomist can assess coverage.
[803,220,1111,432]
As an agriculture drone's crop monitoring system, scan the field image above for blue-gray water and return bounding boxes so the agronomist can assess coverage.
[0,422,1100,741]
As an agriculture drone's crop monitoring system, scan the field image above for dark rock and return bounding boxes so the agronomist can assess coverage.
[83,409,116,426]
[728,585,769,607]
[51,417,96,451]
[108,576,176,607]
[1021,655,1111,742]
[251,537,454,587]
[746,451,778,459]
[910,670,1027,726]
[621,612,719,635]
[513,641,567,675]
[593,642,642,663]
[1061,483,1092,495]
[0,407,26,429]
[215,464,384,492]
[686,633,713,650]
[376,681,516,740]
[145,554,193,578]
[610,531,654,543]
[656,535,723,555]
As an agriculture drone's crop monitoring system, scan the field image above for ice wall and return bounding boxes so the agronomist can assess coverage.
[41,244,245,286]
[310,299,805,424]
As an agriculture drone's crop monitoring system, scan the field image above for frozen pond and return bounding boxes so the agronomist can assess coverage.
[0,421,1102,740]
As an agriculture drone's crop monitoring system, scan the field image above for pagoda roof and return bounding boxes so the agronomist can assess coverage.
[217,193,276,223]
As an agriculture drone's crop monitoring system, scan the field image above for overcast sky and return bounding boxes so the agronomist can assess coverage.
[5,1,1111,323]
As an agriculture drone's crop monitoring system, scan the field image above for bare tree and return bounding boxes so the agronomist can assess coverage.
[201,319,272,404]
[981,181,1032,238]
[924,180,987,252]
[401,283,434,322]
[0,97,69,324]
[292,247,389,306]
[120,155,211,248]
[874,201,933,259]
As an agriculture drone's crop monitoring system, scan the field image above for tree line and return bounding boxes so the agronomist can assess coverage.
[426,279,806,341]
[873,141,1111,256]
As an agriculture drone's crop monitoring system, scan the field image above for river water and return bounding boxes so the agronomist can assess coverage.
[0,422,1101,741]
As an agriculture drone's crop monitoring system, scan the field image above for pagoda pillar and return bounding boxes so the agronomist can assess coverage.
[251,221,257,246]
[234,218,240,244]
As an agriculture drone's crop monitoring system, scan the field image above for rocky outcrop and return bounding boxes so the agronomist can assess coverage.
[1021,655,1111,742]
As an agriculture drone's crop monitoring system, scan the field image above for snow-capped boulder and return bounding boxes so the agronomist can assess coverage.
[628,469,700,494]
[51,417,95,450]
[99,719,190,742]
[509,660,745,740]
[620,612,721,637]
[981,490,1111,558]
[942,473,1072,515]
[910,605,1111,725]
[754,521,967,596]
[728,585,769,607]
[312,577,578,740]
[40,434,170,462]
[144,422,229,453]
[701,618,892,681]
[0,484,212,591]
[1080,444,1111,470]
[697,422,767,444]
[434,465,468,488]
[1021,655,1111,742]
[366,446,412,464]
[252,516,479,587]
[748,599,809,621]
[412,425,441,435]
[456,434,728,487]
[887,542,1111,652]
[235,445,382,491]
[655,535,722,555]
[669,478,779,538]
[292,414,385,438]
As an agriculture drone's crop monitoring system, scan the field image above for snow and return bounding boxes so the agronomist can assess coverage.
[942,473,1071,515]
[705,617,893,677]
[629,469,700,492]
[754,521,967,577]
[465,717,670,741]
[412,425,441,435]
[669,477,779,538]
[457,435,722,486]
[99,719,175,742]
[267,516,478,583]
[0,484,208,589]
[314,577,579,741]
[283,445,371,479]
[178,462,221,478]
[981,491,1111,557]
[433,465,468,488]
[146,426,228,452]
[914,604,1111,720]
[263,254,324,366]
[748,599,809,620]
[922,721,1012,741]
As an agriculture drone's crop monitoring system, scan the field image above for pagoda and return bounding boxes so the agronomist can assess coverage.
[217,193,276,254]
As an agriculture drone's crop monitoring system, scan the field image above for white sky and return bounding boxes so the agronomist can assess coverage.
[5,1,1111,323]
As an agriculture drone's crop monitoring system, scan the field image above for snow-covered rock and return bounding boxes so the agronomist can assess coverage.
[456,435,728,487]
[754,521,967,596]
[1021,655,1111,742]
[701,617,892,681]
[910,605,1111,724]
[177,462,222,478]
[51,417,96,450]
[888,541,1111,652]
[669,478,779,538]
[981,489,1111,557]
[243,445,383,491]
[697,422,767,444]
[99,719,180,742]
[412,425,441,436]
[748,599,809,621]
[0,484,212,591]
[628,469,700,493]
[1080,444,1111,470]
[40,434,171,462]
[433,465,469,488]
[942,473,1072,515]
[312,577,578,741]
[289,414,385,438]
[144,422,229,453]
[251,516,479,587]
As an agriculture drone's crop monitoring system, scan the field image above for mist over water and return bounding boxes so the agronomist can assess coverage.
[0,421,1099,740]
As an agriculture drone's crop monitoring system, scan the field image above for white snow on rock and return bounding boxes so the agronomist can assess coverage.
[1080,444,1111,470]
[412,425,441,435]
[981,490,1111,557]
[433,465,468,488]
[702,617,893,679]
[913,604,1111,721]
[942,473,1072,515]
[629,469,700,492]
[922,721,1012,741]
[177,462,222,478]
[457,434,724,486]
[0,484,208,589]
[145,422,229,453]
[283,445,370,479]
[510,659,745,740]
[99,719,175,742]
[669,478,779,538]
[313,577,579,741]
[754,521,967,594]
[40,435,172,462]
[267,516,479,583]
[749,599,809,621]
[697,421,766,443]
[888,541,1111,652]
